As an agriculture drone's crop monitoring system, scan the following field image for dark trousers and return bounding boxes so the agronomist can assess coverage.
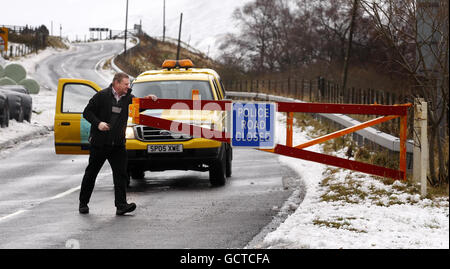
[79,144,128,207]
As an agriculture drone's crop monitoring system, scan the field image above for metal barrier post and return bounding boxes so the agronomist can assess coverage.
[286,112,294,147]
[419,101,428,196]
[400,115,408,180]
[413,98,428,196]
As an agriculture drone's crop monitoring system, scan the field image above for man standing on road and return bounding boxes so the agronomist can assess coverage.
[79,72,157,216]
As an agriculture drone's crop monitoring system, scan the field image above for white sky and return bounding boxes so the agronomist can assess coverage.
[1,0,250,57]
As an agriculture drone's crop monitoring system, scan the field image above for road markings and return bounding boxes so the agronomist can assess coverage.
[42,186,81,203]
[0,186,80,224]
[94,56,113,84]
[0,209,28,222]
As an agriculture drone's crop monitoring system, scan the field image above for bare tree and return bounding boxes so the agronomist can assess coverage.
[219,0,279,71]
[342,0,359,93]
[360,0,449,186]
[309,0,356,62]
[219,0,305,72]
[219,0,376,73]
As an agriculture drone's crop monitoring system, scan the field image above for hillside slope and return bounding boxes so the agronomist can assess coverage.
[114,33,223,78]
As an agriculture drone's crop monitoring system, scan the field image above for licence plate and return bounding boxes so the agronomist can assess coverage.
[147,144,183,153]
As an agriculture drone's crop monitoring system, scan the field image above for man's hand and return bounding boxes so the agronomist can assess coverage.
[144,94,158,101]
[98,122,110,131]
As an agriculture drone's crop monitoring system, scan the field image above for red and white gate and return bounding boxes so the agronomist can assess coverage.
[129,98,412,181]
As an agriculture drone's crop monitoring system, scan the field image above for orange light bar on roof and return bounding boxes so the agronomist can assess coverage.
[162,60,177,69]
[178,59,194,68]
[162,59,194,69]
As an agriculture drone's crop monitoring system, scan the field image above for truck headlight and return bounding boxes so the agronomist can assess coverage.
[126,126,135,139]
[200,122,215,130]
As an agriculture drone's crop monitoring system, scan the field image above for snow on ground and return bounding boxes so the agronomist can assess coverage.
[1,44,449,249]
[0,46,71,148]
[256,115,449,249]
[0,41,116,149]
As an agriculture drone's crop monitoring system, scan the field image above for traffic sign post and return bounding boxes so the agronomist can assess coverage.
[231,102,276,149]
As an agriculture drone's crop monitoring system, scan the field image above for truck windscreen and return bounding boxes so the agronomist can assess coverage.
[132,80,213,100]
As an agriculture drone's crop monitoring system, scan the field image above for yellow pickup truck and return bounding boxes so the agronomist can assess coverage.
[54,59,232,186]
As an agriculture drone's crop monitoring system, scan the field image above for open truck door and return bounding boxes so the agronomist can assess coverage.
[54,78,101,154]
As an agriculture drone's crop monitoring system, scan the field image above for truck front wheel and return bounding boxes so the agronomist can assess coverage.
[226,144,232,178]
[209,146,226,186]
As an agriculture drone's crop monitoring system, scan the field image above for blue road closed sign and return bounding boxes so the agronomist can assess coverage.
[231,102,276,148]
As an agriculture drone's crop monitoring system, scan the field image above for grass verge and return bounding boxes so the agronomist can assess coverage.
[293,111,449,201]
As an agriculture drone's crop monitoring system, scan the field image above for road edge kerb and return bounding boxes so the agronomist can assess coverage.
[0,125,53,151]
[111,36,139,80]
[244,162,307,249]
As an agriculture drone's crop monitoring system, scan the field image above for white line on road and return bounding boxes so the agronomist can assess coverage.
[0,186,80,224]
[43,186,81,202]
[94,56,113,84]
[0,209,28,223]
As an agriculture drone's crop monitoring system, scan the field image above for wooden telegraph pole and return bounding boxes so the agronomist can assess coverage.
[176,13,183,60]
[124,0,129,55]
[341,0,358,98]
[163,0,166,42]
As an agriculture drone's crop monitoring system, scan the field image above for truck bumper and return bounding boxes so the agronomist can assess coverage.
[127,146,222,172]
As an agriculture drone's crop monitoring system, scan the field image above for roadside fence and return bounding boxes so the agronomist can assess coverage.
[223,77,414,139]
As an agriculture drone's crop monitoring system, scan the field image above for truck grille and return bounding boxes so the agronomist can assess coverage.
[135,126,191,142]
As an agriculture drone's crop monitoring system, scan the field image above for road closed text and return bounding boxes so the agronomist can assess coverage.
[180,252,270,266]
[232,102,276,148]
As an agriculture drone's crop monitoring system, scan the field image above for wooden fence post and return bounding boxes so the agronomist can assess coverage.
[317,77,322,101]
[287,78,291,97]
[352,87,355,104]
[309,79,313,101]
[301,79,304,100]
[334,83,337,103]
[358,88,362,104]
[327,80,331,103]
[278,80,281,96]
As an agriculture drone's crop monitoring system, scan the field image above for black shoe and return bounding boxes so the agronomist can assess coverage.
[116,203,136,216]
[79,203,89,214]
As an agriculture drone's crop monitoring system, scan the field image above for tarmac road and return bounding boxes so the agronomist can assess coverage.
[0,40,297,249]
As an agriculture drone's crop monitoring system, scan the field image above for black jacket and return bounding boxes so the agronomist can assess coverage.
[83,84,134,147]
